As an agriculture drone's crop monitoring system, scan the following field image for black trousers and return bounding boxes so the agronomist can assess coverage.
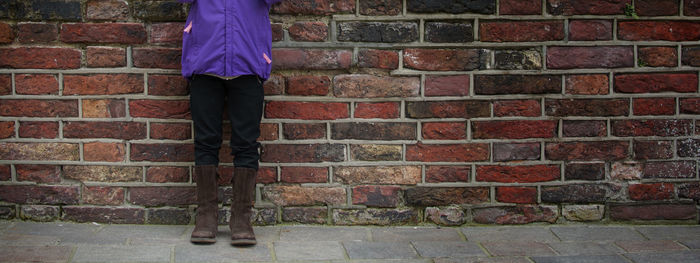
[189,74,264,170]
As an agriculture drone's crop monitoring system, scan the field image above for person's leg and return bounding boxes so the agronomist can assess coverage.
[189,75,226,244]
[225,75,264,246]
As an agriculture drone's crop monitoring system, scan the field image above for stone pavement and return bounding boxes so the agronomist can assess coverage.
[1,221,700,263]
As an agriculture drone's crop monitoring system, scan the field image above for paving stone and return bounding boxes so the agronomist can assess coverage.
[412,241,486,258]
[481,241,556,256]
[275,241,346,261]
[547,242,622,255]
[550,226,645,241]
[434,258,531,263]
[372,227,462,242]
[0,245,73,263]
[343,241,419,259]
[530,255,630,263]
[73,245,171,262]
[679,239,700,249]
[624,251,700,263]
[100,224,188,240]
[0,233,61,246]
[6,222,126,245]
[461,226,559,242]
[175,242,272,262]
[615,240,686,253]
[635,226,700,240]
[280,226,369,241]
[330,260,431,263]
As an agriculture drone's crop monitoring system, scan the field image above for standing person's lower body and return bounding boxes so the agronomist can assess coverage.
[188,74,264,246]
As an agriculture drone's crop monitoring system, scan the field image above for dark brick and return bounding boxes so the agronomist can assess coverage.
[129,99,190,119]
[280,167,328,183]
[62,206,145,224]
[680,98,700,114]
[331,122,416,140]
[612,119,692,137]
[565,74,609,95]
[425,75,470,96]
[282,207,328,224]
[678,139,700,157]
[4,0,82,21]
[635,0,678,16]
[497,187,537,204]
[286,75,330,96]
[568,20,612,41]
[265,101,349,120]
[0,185,79,205]
[283,123,326,140]
[129,187,195,206]
[133,48,181,69]
[493,99,541,117]
[64,74,143,95]
[406,100,490,119]
[17,23,58,43]
[425,166,470,183]
[352,185,401,207]
[130,143,194,162]
[407,0,495,14]
[493,49,542,70]
[146,166,189,183]
[82,186,125,205]
[338,22,417,42]
[61,23,146,44]
[643,161,696,179]
[0,22,13,43]
[148,75,188,96]
[634,140,673,160]
[403,48,485,71]
[63,121,146,140]
[147,208,191,225]
[358,49,399,69]
[687,0,700,16]
[546,141,629,161]
[289,21,328,42]
[0,165,10,181]
[563,120,607,137]
[261,144,345,163]
[86,47,126,68]
[19,121,59,139]
[359,0,401,15]
[425,21,473,43]
[475,75,561,95]
[493,143,540,162]
[546,99,629,116]
[541,184,610,203]
[619,21,700,41]
[132,0,186,21]
[546,0,630,15]
[332,208,419,225]
[271,0,355,15]
[87,0,130,21]
[638,47,678,67]
[480,20,564,42]
[547,46,634,69]
[473,205,558,224]
[609,203,697,221]
[500,0,541,15]
[633,97,675,116]
[20,205,60,222]
[678,183,700,201]
[404,187,489,206]
[565,163,605,181]
[16,164,61,183]
[0,205,15,220]
[614,73,698,93]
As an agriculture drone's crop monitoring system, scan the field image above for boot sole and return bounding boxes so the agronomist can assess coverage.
[190,237,217,244]
[231,239,256,246]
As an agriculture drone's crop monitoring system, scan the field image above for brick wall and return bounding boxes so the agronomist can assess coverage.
[0,0,699,225]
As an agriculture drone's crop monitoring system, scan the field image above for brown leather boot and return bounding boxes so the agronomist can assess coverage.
[190,165,219,244]
[230,167,257,246]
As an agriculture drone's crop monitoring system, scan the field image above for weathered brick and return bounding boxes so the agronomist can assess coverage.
[358,49,399,69]
[150,122,191,140]
[86,0,129,21]
[477,165,560,183]
[633,98,675,116]
[289,21,328,42]
[146,166,189,183]
[638,47,677,67]
[129,100,190,119]
[500,0,541,15]
[687,0,700,16]
[282,207,328,224]
[360,0,401,15]
[541,184,610,203]
[678,183,700,200]
[493,100,541,117]
[132,48,181,69]
[619,21,700,41]
[355,102,400,119]
[0,75,10,95]
[425,21,473,43]
[335,166,421,185]
[82,99,126,118]
[261,144,345,163]
[473,120,557,139]
[0,122,13,139]
[568,20,612,41]
[61,23,146,44]
[86,47,126,68]
[0,99,78,117]
[17,22,57,43]
[614,73,698,93]
[18,121,58,139]
[546,141,629,161]
[4,0,83,21]
[406,100,490,118]
[425,75,469,96]
[643,161,696,179]
[612,119,692,137]
[62,206,144,224]
[565,74,609,95]
[64,165,141,182]
[333,74,419,98]
[0,185,79,205]
[425,166,470,183]
[256,167,277,184]
[680,98,700,114]
[0,205,14,219]
[562,121,606,138]
[565,163,605,181]
[264,75,284,95]
[635,0,678,16]
[150,22,183,44]
[263,185,346,206]
[129,187,195,206]
[332,122,416,140]
[64,74,143,95]
[130,143,194,162]
[16,164,61,183]
[611,161,643,180]
[678,139,700,157]
[147,208,191,225]
[272,48,352,70]
[405,187,489,206]
[547,46,633,69]
[547,0,630,15]
[265,101,348,120]
[403,48,484,71]
[475,75,561,95]
[0,22,13,43]
[0,47,81,69]
[350,144,402,161]
[422,122,466,140]
[629,183,674,201]
[546,99,628,116]
[497,187,537,204]
[148,74,189,96]
[282,123,325,140]
[84,142,126,162]
[426,207,466,226]
[407,0,495,14]
[493,49,542,70]
[272,0,355,15]
[271,23,283,42]
[63,121,146,140]
[280,167,328,183]
[493,143,540,162]
[132,0,187,21]
[353,185,401,207]
[82,186,125,205]
[406,143,489,162]
[286,75,330,96]
[480,20,564,42]
[20,205,60,222]
[0,143,79,161]
[332,208,419,225]
[562,205,604,221]
[634,140,673,160]
[609,203,697,221]
[0,165,10,181]
[473,205,558,224]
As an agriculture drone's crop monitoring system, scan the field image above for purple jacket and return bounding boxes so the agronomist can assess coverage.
[178,0,281,80]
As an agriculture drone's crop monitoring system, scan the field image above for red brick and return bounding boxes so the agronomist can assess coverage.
[86,46,126,68]
[18,121,58,139]
[546,141,629,161]
[355,102,400,119]
[425,166,470,183]
[686,0,700,16]
[406,100,490,119]
[406,143,489,162]
[257,167,277,184]
[422,122,467,140]
[0,99,78,117]
[82,99,126,118]
[546,99,629,116]
[283,123,326,140]
[132,48,181,69]
[84,142,126,162]
[0,22,13,43]
[0,143,79,161]
[130,143,194,162]
[358,49,399,69]
[610,203,697,221]
[62,206,144,224]
[547,46,633,69]
[352,185,401,207]
[129,187,195,206]
[0,165,9,181]
[272,0,355,15]
[17,23,57,43]
[64,121,146,140]
[403,48,483,71]
[0,75,10,95]
[497,187,537,204]
[64,74,143,95]
[615,73,697,93]
[0,122,14,139]
[150,22,183,44]
[633,98,675,116]
[634,140,673,160]
[565,74,609,95]
[643,161,696,179]
[86,0,130,20]
[14,74,58,95]
[474,205,558,224]
[15,165,61,183]
[565,163,605,181]
[0,185,79,205]
[480,20,564,42]
[638,47,677,67]
[425,75,469,96]
[500,0,541,15]
[475,75,561,95]
[265,101,349,120]
[612,119,692,137]
[146,166,189,183]
[680,98,700,114]
[129,100,190,119]
[82,186,125,205]
[493,142,541,162]
[60,23,146,44]
[150,122,191,140]
[260,123,279,141]
[332,122,415,140]
[333,74,419,98]
[289,21,328,42]
[619,21,700,41]
[261,144,345,163]
[629,183,674,201]
[472,120,557,139]
[271,23,283,41]
[280,167,328,183]
[477,165,560,183]
[264,75,284,95]
[635,0,678,16]
[0,47,81,69]
[568,20,612,41]
[263,185,346,206]
[494,100,541,117]
[562,120,607,137]
[271,48,352,70]
[286,75,330,96]
[148,75,188,96]
[547,0,630,15]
